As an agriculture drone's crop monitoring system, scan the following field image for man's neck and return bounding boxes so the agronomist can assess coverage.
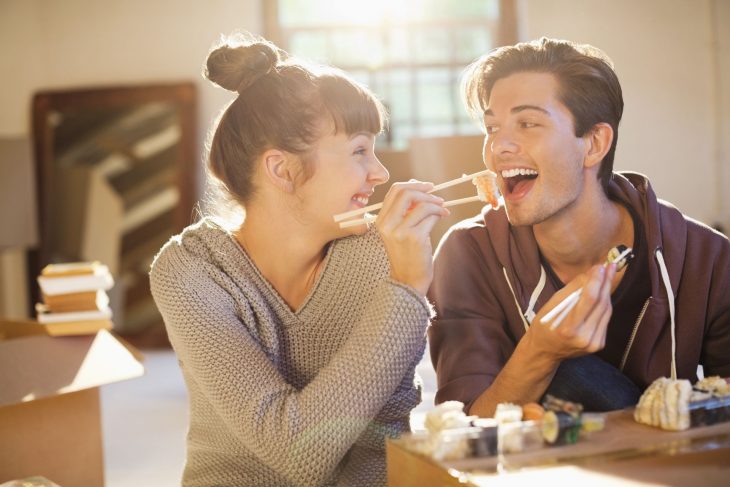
[533,184,634,285]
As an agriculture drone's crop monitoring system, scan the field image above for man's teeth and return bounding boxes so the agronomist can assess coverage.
[353,195,369,205]
[501,168,538,178]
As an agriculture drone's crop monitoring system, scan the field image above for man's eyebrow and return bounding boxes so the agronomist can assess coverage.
[483,105,551,117]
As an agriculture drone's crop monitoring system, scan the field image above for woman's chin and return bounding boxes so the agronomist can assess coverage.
[338,223,369,238]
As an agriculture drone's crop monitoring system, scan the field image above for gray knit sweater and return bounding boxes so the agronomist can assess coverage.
[149,218,429,486]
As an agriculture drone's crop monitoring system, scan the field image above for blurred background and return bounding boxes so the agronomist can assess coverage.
[0,0,728,485]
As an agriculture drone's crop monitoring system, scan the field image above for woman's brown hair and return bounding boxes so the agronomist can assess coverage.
[203,32,387,214]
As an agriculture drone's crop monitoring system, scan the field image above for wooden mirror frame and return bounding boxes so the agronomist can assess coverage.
[28,83,197,344]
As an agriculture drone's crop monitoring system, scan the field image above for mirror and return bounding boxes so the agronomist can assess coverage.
[29,83,197,346]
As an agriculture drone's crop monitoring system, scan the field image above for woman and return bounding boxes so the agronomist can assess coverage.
[149,33,448,486]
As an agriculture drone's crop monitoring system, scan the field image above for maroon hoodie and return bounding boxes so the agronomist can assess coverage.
[428,172,730,409]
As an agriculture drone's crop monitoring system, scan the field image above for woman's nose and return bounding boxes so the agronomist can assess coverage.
[369,156,390,185]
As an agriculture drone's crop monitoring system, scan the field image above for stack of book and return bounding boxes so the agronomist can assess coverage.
[35,261,115,335]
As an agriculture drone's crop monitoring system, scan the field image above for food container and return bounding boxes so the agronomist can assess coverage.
[689,394,730,427]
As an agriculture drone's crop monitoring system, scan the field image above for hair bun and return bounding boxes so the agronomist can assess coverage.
[204,39,280,94]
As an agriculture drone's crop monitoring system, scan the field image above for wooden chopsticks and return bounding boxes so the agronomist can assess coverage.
[334,169,494,228]
[539,246,634,329]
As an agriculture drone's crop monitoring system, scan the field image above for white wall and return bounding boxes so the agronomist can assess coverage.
[714,0,730,232]
[0,0,261,317]
[0,0,260,139]
[520,0,729,229]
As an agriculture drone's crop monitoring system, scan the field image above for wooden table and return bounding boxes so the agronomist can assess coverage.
[387,409,730,486]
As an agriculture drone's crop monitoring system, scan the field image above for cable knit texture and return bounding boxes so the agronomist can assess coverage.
[149,218,430,486]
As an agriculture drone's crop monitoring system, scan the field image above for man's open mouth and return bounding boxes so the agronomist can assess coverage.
[501,168,538,196]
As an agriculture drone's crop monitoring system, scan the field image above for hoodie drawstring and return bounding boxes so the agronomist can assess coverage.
[503,266,546,331]
[525,267,546,324]
[655,249,677,380]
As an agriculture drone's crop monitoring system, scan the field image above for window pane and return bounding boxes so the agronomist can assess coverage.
[386,28,410,65]
[279,0,385,27]
[418,0,500,21]
[380,69,413,123]
[454,27,493,63]
[412,27,451,64]
[416,69,453,121]
[419,122,456,137]
[277,0,502,149]
[330,29,383,68]
[288,31,329,63]
[388,124,413,150]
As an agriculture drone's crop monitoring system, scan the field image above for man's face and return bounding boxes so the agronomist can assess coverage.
[482,71,589,227]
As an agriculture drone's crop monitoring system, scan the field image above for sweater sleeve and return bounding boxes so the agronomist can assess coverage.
[149,241,429,486]
[427,227,515,411]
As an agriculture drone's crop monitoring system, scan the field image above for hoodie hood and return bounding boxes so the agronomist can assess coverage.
[609,172,688,300]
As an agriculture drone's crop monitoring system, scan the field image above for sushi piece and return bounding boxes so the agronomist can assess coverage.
[472,172,500,209]
[634,377,693,431]
[542,410,581,446]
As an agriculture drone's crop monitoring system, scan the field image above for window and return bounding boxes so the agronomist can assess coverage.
[265,0,516,149]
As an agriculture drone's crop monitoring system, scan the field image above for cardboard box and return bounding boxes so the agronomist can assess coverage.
[0,324,144,486]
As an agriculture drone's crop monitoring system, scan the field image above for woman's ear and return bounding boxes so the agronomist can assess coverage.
[583,123,613,169]
[262,149,296,193]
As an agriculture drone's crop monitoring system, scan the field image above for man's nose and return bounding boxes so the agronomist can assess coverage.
[489,129,519,155]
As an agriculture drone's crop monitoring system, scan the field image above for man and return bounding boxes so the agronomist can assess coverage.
[428,38,730,417]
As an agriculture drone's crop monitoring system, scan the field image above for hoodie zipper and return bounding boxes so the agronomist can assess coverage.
[620,297,652,372]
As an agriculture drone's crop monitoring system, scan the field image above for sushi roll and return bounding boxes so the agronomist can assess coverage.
[542,410,581,446]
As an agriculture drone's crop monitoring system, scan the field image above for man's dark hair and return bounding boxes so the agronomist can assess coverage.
[463,37,623,191]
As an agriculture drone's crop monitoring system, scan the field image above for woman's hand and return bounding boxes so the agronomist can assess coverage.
[523,263,617,362]
[375,181,449,296]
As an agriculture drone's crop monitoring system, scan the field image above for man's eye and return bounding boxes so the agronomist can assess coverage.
[354,148,367,155]
[520,121,537,129]
[485,125,499,135]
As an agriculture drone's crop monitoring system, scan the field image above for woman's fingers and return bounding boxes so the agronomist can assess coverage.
[396,200,449,230]
[377,185,445,232]
[375,181,450,296]
[380,182,437,209]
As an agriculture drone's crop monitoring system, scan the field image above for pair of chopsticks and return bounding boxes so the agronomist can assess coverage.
[334,169,492,228]
[539,246,634,329]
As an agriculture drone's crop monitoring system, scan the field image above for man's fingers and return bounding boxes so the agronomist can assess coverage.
[590,298,613,350]
[570,265,607,323]
[574,263,615,350]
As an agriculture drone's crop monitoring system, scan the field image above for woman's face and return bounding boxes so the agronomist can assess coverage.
[293,129,389,237]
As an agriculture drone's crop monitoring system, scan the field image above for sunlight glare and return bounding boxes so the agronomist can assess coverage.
[328,0,428,26]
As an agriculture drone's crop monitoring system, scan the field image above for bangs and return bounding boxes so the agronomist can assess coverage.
[318,73,387,136]
[462,56,491,123]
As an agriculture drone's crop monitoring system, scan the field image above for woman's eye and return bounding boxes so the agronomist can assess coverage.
[353,148,367,156]
[485,125,499,135]
[520,121,537,129]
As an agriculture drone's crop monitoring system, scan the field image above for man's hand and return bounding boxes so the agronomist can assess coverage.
[524,263,617,361]
[468,263,617,417]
